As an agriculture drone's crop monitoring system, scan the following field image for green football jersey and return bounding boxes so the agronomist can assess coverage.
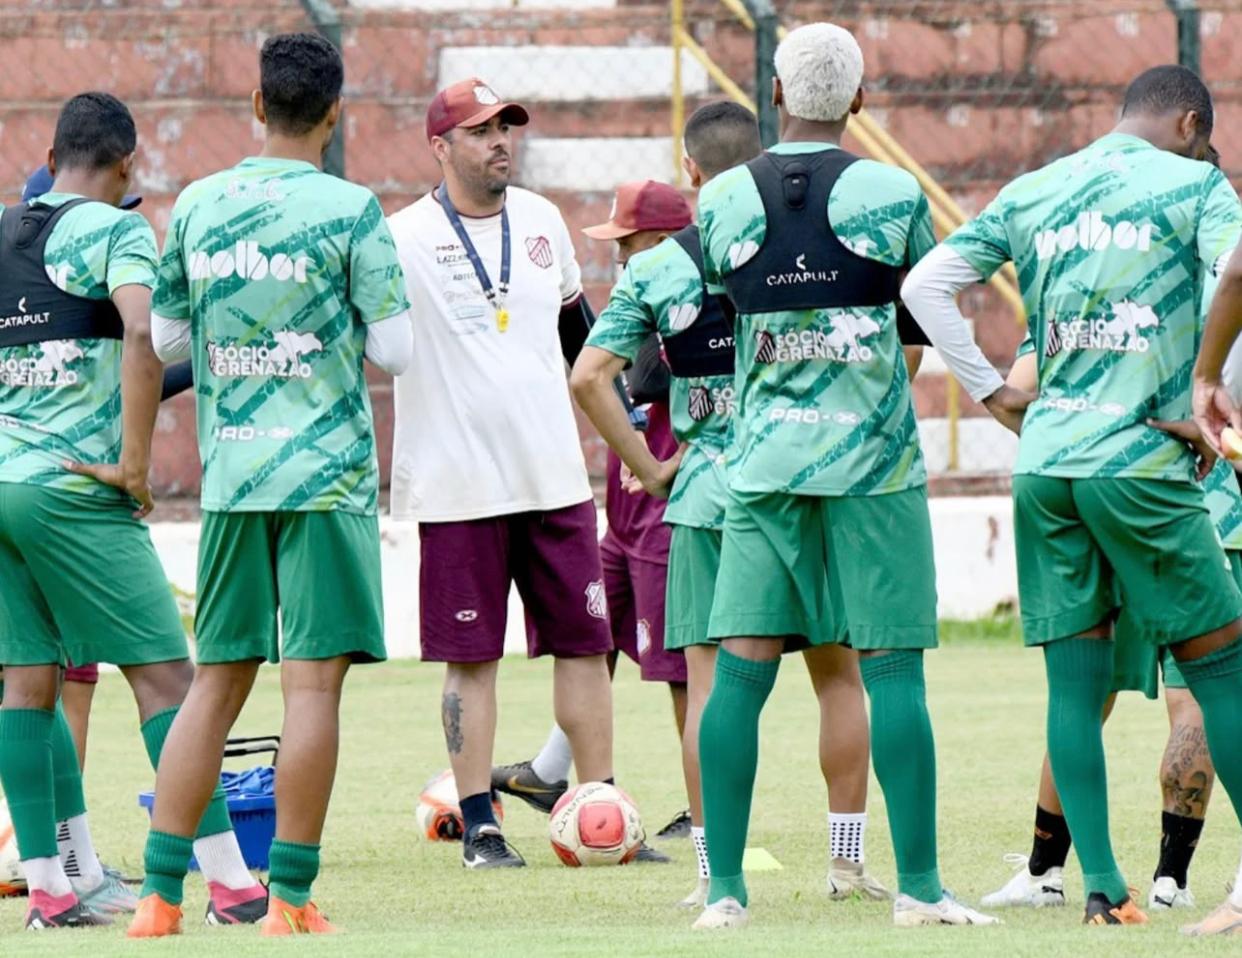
[1013,288,1242,548]
[587,237,733,529]
[698,142,935,496]
[154,157,409,515]
[0,193,157,500]
[948,133,1242,483]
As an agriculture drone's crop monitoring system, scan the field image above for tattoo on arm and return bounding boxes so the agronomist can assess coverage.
[442,692,464,755]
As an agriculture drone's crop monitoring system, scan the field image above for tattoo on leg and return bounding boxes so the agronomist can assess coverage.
[1161,724,1214,818]
[442,692,464,755]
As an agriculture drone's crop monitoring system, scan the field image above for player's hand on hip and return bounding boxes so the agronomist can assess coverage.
[1147,418,1218,481]
[1192,378,1241,455]
[635,449,685,500]
[63,460,156,519]
[982,384,1035,436]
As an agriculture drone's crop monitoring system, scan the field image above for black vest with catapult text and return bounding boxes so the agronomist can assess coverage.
[662,225,737,379]
[722,149,901,314]
[0,199,124,349]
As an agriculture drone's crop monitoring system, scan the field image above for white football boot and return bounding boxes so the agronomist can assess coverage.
[893,892,1000,927]
[1148,875,1195,910]
[692,896,749,930]
[678,878,709,909]
[827,859,892,901]
[980,853,1066,908]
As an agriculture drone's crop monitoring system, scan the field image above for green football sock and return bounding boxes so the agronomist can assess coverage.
[269,841,320,908]
[141,706,233,838]
[51,701,86,822]
[1043,637,1127,902]
[860,651,941,904]
[141,830,193,905]
[0,709,58,860]
[698,648,779,908]
[1179,639,1242,829]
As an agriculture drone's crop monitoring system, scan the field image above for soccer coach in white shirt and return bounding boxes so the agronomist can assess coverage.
[387,78,617,868]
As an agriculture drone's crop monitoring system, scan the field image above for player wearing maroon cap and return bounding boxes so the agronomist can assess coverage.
[387,78,627,869]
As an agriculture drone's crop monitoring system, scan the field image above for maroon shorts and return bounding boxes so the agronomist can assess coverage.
[419,500,614,664]
[600,532,686,684]
[64,661,99,684]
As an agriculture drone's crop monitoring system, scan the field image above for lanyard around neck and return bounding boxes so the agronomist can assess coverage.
[437,182,511,332]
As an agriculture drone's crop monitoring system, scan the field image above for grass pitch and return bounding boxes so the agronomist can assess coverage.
[5,618,1241,955]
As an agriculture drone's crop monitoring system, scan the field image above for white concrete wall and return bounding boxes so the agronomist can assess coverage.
[521,136,677,192]
[438,47,708,101]
[352,0,614,10]
[149,496,1019,662]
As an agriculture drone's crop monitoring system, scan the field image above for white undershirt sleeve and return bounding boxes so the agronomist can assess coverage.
[900,245,1007,402]
[364,310,414,376]
[151,312,192,363]
[1223,333,1242,406]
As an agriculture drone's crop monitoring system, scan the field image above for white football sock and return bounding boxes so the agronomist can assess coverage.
[193,831,256,891]
[691,826,709,879]
[1230,850,1242,908]
[530,725,573,784]
[830,812,866,865]
[56,815,104,892]
[22,855,72,897]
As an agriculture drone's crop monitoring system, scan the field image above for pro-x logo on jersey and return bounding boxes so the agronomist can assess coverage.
[687,383,736,422]
[1034,211,1156,261]
[1045,300,1160,357]
[765,252,840,288]
[206,330,323,380]
[0,295,51,332]
[0,339,84,388]
[189,242,310,285]
[752,314,880,365]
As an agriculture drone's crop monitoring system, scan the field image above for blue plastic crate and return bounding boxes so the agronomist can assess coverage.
[138,738,278,871]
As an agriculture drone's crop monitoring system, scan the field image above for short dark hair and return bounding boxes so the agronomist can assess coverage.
[1121,65,1214,138]
[684,101,763,179]
[52,92,136,171]
[260,32,344,135]
[1206,143,1221,169]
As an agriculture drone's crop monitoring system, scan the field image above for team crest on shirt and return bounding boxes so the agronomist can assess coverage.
[525,236,553,269]
[0,339,84,388]
[1044,300,1159,358]
[753,315,879,366]
[687,383,736,422]
[207,330,323,380]
[585,580,608,620]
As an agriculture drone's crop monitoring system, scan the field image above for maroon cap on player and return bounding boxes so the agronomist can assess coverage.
[582,181,692,240]
[426,77,530,142]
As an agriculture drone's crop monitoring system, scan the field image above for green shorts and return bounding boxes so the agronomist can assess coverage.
[0,483,187,667]
[707,486,937,650]
[665,525,722,651]
[1014,476,1242,649]
[195,510,385,665]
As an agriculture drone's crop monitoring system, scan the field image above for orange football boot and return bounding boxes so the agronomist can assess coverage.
[127,893,183,938]
[260,897,338,936]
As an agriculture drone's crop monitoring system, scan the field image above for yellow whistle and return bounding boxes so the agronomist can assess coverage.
[496,308,509,333]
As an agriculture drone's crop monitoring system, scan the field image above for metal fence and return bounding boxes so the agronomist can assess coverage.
[1,0,1237,491]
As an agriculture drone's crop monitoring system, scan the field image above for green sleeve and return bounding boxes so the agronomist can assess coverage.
[944,193,1013,280]
[349,195,411,324]
[104,213,158,293]
[152,198,191,319]
[586,265,656,363]
[1015,331,1035,358]
[1197,168,1242,280]
[905,191,937,268]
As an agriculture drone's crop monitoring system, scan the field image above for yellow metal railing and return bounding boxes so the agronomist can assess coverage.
[670,2,1025,470]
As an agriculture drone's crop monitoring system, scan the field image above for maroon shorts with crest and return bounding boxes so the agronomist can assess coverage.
[418,499,614,664]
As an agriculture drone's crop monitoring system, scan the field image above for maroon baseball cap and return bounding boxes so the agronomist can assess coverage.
[583,181,692,240]
[426,77,530,142]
